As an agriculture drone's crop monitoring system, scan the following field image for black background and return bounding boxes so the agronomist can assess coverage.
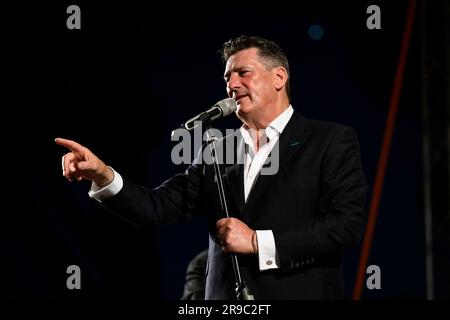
[2,0,431,302]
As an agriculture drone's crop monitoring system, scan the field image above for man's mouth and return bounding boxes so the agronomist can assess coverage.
[235,95,246,103]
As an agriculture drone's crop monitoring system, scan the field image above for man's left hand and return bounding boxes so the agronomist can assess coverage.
[216,218,256,254]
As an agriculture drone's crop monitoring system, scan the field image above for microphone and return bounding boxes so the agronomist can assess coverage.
[180,98,237,131]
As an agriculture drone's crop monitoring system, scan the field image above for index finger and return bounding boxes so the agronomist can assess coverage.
[216,218,230,228]
[55,137,85,154]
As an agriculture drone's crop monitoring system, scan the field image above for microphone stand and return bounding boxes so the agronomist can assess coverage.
[203,122,254,301]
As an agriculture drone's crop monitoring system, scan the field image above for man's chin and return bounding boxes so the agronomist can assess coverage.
[236,103,252,115]
[236,106,249,119]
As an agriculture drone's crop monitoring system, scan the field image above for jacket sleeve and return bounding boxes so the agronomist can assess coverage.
[100,153,204,228]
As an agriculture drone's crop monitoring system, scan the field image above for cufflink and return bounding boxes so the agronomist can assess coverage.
[266,260,273,266]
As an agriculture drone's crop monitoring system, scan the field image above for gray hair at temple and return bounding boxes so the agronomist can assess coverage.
[220,35,291,101]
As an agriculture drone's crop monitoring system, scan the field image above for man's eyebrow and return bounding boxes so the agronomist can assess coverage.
[224,67,247,79]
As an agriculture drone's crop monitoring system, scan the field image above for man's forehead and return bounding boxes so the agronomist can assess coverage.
[225,49,261,71]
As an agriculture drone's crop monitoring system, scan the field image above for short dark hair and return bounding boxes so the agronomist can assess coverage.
[220,35,290,100]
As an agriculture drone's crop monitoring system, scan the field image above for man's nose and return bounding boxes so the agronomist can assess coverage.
[227,73,240,91]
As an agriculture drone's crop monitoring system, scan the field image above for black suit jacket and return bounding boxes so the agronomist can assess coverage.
[102,111,368,299]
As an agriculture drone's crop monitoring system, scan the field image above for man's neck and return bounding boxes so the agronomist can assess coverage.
[242,104,292,152]
[243,105,289,130]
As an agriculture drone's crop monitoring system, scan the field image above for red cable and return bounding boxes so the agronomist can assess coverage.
[352,0,417,300]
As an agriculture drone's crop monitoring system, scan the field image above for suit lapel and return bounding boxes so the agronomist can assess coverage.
[224,133,245,214]
[245,112,310,209]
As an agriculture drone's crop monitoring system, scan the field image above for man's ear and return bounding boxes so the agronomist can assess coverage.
[273,66,288,91]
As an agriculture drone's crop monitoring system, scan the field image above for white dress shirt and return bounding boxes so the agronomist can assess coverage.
[239,106,293,270]
[89,105,294,271]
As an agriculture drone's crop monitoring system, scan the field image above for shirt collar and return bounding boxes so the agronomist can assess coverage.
[240,105,294,143]
[266,104,294,137]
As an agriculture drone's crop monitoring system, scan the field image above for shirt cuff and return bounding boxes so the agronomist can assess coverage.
[256,230,280,270]
[88,167,123,202]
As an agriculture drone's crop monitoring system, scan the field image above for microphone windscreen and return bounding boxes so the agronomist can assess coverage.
[216,98,237,117]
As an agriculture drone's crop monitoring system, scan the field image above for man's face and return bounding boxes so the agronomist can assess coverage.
[224,48,277,120]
